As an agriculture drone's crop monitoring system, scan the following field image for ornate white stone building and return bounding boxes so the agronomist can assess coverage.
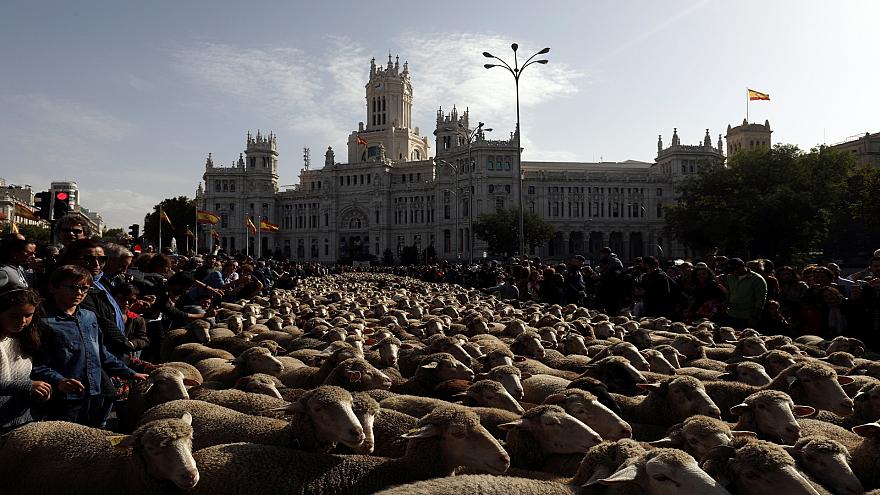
[196,55,760,263]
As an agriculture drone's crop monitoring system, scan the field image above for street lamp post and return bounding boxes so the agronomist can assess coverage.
[444,122,491,265]
[483,43,549,257]
[437,160,461,261]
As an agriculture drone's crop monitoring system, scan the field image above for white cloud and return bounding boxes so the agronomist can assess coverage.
[87,187,163,229]
[6,93,136,142]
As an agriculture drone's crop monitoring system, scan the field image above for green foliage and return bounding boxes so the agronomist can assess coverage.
[473,208,555,257]
[665,145,856,263]
[12,224,51,243]
[143,196,196,252]
[101,227,126,242]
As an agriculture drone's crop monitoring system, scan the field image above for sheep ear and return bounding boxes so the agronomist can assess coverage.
[649,436,680,448]
[346,371,363,383]
[180,412,193,425]
[182,378,201,387]
[837,375,855,385]
[108,435,136,449]
[513,355,527,362]
[792,405,816,417]
[498,419,530,431]
[731,431,757,439]
[598,464,639,485]
[543,393,566,405]
[852,423,880,437]
[400,343,414,350]
[263,401,304,415]
[636,382,664,394]
[704,444,737,461]
[729,403,751,416]
[581,466,612,486]
[401,424,440,439]
[421,361,439,369]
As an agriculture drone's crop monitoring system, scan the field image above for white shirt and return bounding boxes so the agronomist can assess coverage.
[0,337,32,384]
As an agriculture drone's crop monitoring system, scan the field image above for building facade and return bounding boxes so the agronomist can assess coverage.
[830,131,880,168]
[196,55,730,263]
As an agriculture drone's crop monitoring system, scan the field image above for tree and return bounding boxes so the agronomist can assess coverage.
[13,224,51,243]
[143,196,197,252]
[101,228,126,243]
[665,145,856,263]
[473,208,555,257]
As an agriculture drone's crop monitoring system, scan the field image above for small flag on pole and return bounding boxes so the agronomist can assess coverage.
[160,209,174,229]
[9,222,19,235]
[186,227,195,239]
[748,89,770,101]
[246,217,257,235]
[196,210,220,225]
[259,219,280,232]
[356,135,368,146]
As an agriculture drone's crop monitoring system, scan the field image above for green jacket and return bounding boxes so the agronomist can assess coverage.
[724,269,768,320]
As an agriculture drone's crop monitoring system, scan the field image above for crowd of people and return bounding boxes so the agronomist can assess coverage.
[1,211,879,434]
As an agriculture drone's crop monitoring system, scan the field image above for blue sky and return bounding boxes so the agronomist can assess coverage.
[1,0,877,229]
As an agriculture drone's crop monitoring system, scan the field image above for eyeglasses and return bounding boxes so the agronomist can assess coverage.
[62,228,84,235]
[79,255,107,265]
[62,284,91,293]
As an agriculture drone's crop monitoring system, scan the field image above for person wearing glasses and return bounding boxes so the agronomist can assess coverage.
[32,265,147,427]
[54,214,91,248]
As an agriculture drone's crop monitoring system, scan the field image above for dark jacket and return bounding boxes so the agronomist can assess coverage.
[79,283,132,358]
[32,308,137,399]
[641,269,673,317]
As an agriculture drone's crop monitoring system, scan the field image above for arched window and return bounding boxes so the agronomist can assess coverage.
[349,218,362,229]
[411,149,420,160]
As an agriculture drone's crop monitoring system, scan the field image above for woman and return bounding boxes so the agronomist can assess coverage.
[686,264,725,322]
[0,286,51,432]
[110,283,150,360]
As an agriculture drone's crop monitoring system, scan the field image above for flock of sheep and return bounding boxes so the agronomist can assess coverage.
[3,272,880,494]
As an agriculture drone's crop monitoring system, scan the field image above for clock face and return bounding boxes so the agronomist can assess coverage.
[374,82,383,90]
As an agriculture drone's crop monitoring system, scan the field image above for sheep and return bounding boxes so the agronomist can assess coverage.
[321,357,393,392]
[704,336,768,362]
[187,405,511,495]
[670,334,729,371]
[479,364,526,400]
[390,352,475,396]
[717,361,773,386]
[188,386,288,417]
[374,475,579,495]
[0,414,199,494]
[233,373,284,399]
[515,357,580,380]
[523,374,572,404]
[702,437,823,495]
[849,421,880,490]
[654,344,685,369]
[785,436,864,495]
[159,321,212,361]
[140,386,365,452]
[728,390,816,444]
[365,335,404,368]
[171,342,235,364]
[499,404,603,476]
[581,356,649,395]
[591,342,651,371]
[195,346,285,386]
[642,349,677,374]
[610,375,722,437]
[452,379,525,414]
[704,361,855,421]
[119,365,194,432]
[542,389,632,441]
[649,415,756,461]
[278,343,360,388]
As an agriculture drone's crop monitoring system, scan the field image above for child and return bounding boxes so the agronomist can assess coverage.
[0,285,51,432]
[31,265,147,426]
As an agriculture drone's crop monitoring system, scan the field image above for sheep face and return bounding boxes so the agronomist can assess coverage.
[339,358,393,390]
[489,367,524,400]
[611,342,651,371]
[500,406,603,454]
[420,356,474,382]
[716,326,738,343]
[483,349,514,369]
[236,348,285,376]
[370,338,401,367]
[584,357,648,395]
[642,350,677,375]
[709,442,820,495]
[853,382,880,422]
[786,438,863,495]
[655,346,684,369]
[404,408,510,475]
[465,381,524,415]
[671,335,704,360]
[546,391,632,441]
[640,376,722,420]
[730,391,814,444]
[300,387,365,449]
[226,315,244,333]
[235,374,282,399]
[723,362,772,386]
[537,328,558,349]
[513,334,546,359]
[127,414,199,490]
[430,339,472,366]
[762,351,797,376]
[784,363,854,416]
[560,333,588,356]
[599,449,728,495]
[625,329,652,350]
[737,337,768,357]
[826,336,865,357]
[142,368,190,403]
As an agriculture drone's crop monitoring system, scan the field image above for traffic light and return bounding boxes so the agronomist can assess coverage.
[34,191,52,220]
[129,224,140,239]
[53,191,71,220]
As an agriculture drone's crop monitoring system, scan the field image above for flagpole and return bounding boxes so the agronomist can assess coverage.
[195,223,199,254]
[257,216,262,259]
[746,88,749,123]
[245,217,249,258]
[158,206,162,252]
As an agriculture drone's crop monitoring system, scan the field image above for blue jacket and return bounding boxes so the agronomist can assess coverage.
[32,307,137,399]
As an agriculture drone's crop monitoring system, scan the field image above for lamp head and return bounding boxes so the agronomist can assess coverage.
[484,64,496,69]
[511,43,519,52]
[482,51,493,58]
[536,60,549,64]
[538,47,550,54]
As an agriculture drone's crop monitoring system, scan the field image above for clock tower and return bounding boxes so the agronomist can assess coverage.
[347,54,429,163]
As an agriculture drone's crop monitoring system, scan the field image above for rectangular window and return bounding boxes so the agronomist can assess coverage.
[656,188,663,196]
[488,157,494,170]
[340,177,344,186]
[496,197,504,212]
[528,185,535,194]
[444,205,450,219]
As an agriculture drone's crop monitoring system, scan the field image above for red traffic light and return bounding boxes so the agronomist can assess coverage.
[55,192,69,201]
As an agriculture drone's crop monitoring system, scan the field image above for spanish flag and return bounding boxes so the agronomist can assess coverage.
[196,209,220,225]
[748,89,770,101]
[356,135,368,146]
[9,222,19,235]
[246,217,257,235]
[260,219,280,232]
[160,209,174,229]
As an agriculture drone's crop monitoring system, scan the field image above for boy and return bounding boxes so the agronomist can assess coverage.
[32,265,147,426]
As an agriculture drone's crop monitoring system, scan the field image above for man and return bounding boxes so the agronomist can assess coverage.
[563,255,587,306]
[851,257,880,349]
[640,257,673,317]
[721,258,767,329]
[827,263,855,297]
[102,243,134,290]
